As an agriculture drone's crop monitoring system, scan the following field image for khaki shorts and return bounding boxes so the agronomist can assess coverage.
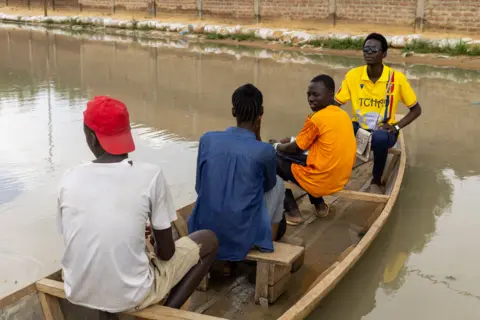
[130,236,200,311]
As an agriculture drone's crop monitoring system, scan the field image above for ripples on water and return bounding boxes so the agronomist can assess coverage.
[0,24,480,320]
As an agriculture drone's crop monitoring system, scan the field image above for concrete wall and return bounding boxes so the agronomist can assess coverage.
[4,0,480,33]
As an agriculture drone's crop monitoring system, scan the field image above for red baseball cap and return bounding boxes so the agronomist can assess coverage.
[83,96,135,155]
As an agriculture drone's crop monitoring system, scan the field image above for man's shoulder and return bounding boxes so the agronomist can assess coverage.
[313,106,351,124]
[252,142,275,163]
[390,68,408,82]
[200,130,227,144]
[345,66,365,79]
[59,161,162,183]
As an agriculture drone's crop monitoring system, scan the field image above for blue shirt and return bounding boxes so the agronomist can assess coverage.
[188,127,277,261]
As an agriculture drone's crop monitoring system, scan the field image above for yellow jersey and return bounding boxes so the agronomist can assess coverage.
[292,105,356,198]
[335,65,418,130]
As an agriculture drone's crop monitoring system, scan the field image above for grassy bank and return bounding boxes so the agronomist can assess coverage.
[206,31,480,55]
[2,13,480,57]
[404,39,480,56]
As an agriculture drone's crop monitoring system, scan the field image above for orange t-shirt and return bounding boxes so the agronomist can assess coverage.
[291,105,357,197]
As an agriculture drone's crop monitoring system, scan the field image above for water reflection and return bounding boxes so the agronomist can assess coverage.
[0,25,479,319]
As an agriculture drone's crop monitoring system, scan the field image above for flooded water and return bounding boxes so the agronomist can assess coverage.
[1,25,480,319]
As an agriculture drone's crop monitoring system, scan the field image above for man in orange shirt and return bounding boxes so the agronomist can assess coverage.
[271,75,356,225]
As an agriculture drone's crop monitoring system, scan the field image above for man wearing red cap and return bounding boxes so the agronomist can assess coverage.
[56,96,218,312]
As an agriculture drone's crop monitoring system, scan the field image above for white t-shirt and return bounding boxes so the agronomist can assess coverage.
[56,159,177,312]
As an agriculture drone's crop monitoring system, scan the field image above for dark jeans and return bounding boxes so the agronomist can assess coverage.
[275,154,324,212]
[353,122,398,185]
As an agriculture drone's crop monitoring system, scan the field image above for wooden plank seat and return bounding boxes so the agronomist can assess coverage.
[284,181,390,203]
[245,242,305,306]
[35,278,225,320]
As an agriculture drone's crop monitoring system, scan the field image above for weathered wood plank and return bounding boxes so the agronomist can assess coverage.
[125,305,227,320]
[246,242,304,266]
[38,291,65,320]
[36,279,66,299]
[382,153,400,185]
[306,262,339,293]
[337,245,356,262]
[285,181,389,203]
[254,262,270,305]
[268,273,291,303]
[332,190,389,203]
[0,283,37,309]
[36,279,225,320]
[388,147,401,155]
[268,264,291,286]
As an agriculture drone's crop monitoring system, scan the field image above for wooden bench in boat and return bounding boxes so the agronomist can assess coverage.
[172,207,305,306]
[246,242,304,306]
[35,278,226,320]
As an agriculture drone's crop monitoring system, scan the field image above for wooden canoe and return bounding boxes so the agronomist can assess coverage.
[0,133,406,320]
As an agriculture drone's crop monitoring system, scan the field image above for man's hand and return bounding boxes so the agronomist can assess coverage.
[145,224,151,237]
[269,137,290,145]
[378,123,397,134]
[268,139,278,145]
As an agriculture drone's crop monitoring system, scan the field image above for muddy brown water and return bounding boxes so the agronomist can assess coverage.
[1,26,480,319]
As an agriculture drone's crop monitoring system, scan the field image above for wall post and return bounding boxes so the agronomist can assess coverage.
[254,0,260,23]
[415,0,425,32]
[328,0,336,26]
[197,0,203,19]
[111,0,115,14]
[151,0,157,17]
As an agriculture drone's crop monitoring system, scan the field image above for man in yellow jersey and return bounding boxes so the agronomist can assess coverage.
[335,33,422,193]
[270,75,356,225]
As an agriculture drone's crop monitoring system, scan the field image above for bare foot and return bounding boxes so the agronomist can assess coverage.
[314,202,330,218]
[285,209,303,226]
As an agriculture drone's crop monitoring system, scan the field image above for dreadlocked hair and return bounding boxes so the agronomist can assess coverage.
[232,83,264,123]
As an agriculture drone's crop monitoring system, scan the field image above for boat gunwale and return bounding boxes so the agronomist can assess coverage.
[277,132,407,320]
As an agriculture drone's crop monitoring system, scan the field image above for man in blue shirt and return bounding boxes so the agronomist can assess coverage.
[188,84,286,265]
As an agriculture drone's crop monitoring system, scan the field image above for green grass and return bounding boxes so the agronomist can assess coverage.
[310,37,364,50]
[205,32,256,42]
[404,39,480,56]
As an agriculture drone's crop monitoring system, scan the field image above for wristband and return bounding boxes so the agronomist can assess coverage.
[273,143,279,150]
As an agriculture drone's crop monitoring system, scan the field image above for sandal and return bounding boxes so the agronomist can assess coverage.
[285,210,304,226]
[314,202,330,218]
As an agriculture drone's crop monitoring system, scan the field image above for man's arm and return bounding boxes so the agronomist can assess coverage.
[381,74,422,132]
[276,141,304,154]
[150,170,178,261]
[276,118,318,154]
[263,148,277,193]
[334,74,352,106]
[152,227,175,261]
[195,137,204,195]
[396,103,422,129]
